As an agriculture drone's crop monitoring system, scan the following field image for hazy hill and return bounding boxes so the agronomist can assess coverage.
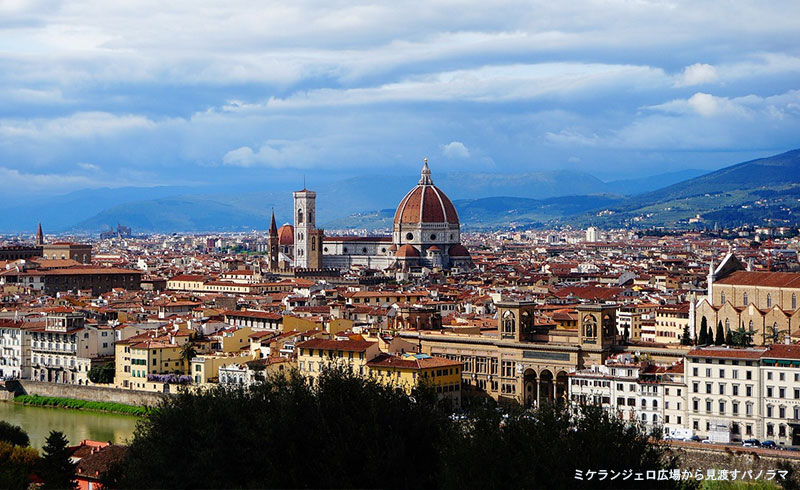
[572,149,800,228]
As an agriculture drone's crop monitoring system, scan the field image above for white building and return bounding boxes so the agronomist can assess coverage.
[0,320,30,379]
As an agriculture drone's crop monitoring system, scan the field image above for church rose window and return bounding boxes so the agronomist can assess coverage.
[406,233,413,240]
[430,234,436,240]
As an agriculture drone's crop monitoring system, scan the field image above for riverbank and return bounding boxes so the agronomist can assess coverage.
[13,394,149,416]
[0,400,138,449]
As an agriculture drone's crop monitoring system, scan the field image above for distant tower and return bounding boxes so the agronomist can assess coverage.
[293,186,323,269]
[585,226,598,243]
[36,222,44,246]
[267,209,279,271]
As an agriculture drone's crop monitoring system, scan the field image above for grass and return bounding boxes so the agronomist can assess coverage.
[14,394,149,416]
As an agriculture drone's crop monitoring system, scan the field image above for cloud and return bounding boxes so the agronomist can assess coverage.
[441,141,470,159]
[77,162,100,171]
[0,166,106,195]
[0,111,158,140]
[674,63,717,87]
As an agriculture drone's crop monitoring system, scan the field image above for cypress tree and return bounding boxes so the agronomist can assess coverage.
[725,327,733,345]
[40,431,76,490]
[715,321,724,346]
[707,323,714,345]
[699,317,708,345]
[680,325,692,345]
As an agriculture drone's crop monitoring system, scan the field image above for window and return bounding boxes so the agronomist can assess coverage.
[746,385,753,397]
[743,292,748,305]
[733,385,739,396]
[721,292,726,304]
[733,402,739,415]
[767,294,772,308]
[719,401,725,414]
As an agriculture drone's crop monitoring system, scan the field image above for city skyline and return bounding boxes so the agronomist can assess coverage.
[1,1,799,199]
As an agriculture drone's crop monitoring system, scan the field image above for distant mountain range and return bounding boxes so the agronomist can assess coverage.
[0,150,797,233]
[569,149,800,229]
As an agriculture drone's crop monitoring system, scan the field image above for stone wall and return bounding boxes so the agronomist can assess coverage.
[10,380,168,407]
[668,442,800,480]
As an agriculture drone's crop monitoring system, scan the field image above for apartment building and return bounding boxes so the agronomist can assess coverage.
[685,346,763,443]
[0,320,30,379]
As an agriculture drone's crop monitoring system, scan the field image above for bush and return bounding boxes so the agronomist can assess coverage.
[14,395,148,416]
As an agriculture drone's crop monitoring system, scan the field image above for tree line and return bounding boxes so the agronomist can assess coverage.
[103,368,681,489]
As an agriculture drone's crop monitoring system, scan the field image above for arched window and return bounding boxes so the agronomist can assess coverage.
[308,210,313,223]
[749,320,754,330]
[743,293,748,306]
[502,311,516,337]
[793,294,797,310]
[725,319,730,330]
[721,292,726,304]
[583,315,596,338]
[767,294,772,308]
[297,209,303,223]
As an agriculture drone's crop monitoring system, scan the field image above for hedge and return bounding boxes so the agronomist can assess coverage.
[14,394,148,416]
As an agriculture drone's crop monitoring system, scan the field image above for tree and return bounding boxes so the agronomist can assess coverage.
[179,342,197,369]
[87,362,115,384]
[39,431,76,490]
[725,327,733,345]
[680,325,692,345]
[732,326,755,348]
[715,321,725,346]
[699,317,708,345]
[707,323,714,345]
[0,441,40,490]
[0,421,29,447]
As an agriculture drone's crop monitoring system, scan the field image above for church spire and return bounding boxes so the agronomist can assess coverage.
[418,158,433,185]
[36,222,43,246]
[269,209,278,236]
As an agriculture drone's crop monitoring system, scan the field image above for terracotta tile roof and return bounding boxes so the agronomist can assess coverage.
[716,271,800,288]
[367,352,462,370]
[761,344,800,360]
[296,338,376,352]
[75,444,127,480]
[687,346,766,359]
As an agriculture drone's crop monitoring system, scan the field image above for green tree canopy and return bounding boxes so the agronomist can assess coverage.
[0,421,30,447]
[105,367,676,489]
[0,441,39,490]
[87,363,115,384]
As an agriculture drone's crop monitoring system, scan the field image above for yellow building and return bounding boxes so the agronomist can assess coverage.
[209,326,253,353]
[114,339,186,392]
[366,352,462,406]
[654,304,691,344]
[296,338,380,382]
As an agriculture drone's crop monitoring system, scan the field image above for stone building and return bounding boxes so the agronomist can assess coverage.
[400,301,622,406]
[696,253,800,345]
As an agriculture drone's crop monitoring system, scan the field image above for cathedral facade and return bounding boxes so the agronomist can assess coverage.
[266,161,472,273]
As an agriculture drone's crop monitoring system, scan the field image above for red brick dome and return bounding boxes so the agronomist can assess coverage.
[277,224,294,245]
[395,244,420,258]
[394,161,459,226]
[448,244,470,257]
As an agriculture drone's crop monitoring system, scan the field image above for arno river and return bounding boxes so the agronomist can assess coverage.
[0,401,138,449]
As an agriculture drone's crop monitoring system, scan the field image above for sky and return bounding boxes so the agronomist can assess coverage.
[1,0,800,199]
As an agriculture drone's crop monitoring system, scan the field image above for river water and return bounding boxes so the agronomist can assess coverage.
[0,401,139,449]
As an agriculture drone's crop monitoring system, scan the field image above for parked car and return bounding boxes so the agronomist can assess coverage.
[742,439,761,447]
[701,438,713,444]
[761,440,777,449]
[689,435,702,442]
